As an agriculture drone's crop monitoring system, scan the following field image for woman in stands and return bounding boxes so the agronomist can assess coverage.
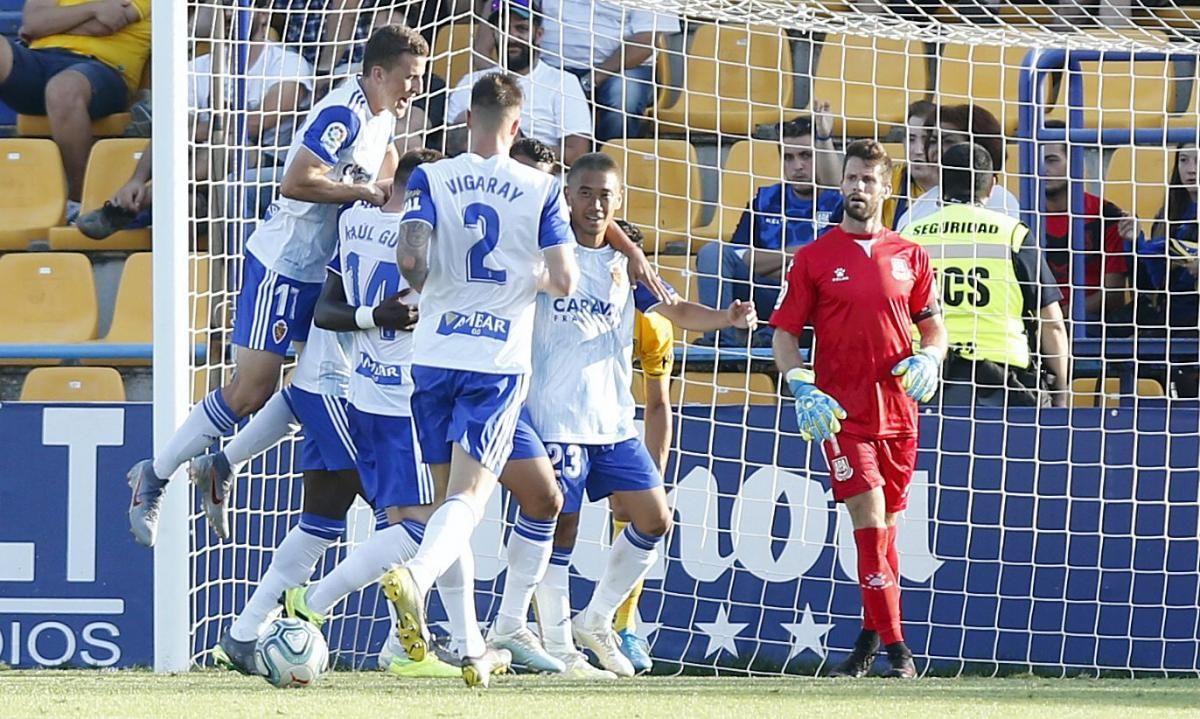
[1142,144,1199,396]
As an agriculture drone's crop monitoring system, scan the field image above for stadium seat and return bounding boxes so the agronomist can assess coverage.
[654,23,794,136]
[601,139,702,253]
[935,43,1038,135]
[1045,56,1175,130]
[16,112,132,138]
[0,253,98,360]
[430,22,494,90]
[49,138,151,251]
[87,253,213,366]
[0,138,67,249]
[690,141,783,246]
[652,254,698,342]
[20,367,126,402]
[1072,377,1165,408]
[672,372,778,406]
[1103,146,1171,224]
[812,34,930,138]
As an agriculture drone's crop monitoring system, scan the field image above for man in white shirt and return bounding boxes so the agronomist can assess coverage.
[895,103,1022,231]
[537,0,678,141]
[446,0,591,165]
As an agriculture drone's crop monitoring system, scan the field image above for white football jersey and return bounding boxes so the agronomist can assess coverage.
[246,79,396,283]
[289,325,353,398]
[526,243,665,444]
[402,153,574,374]
[334,201,417,416]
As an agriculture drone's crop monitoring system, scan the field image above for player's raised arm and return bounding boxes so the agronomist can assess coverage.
[656,298,757,333]
[396,164,437,291]
[538,180,579,297]
[280,106,386,206]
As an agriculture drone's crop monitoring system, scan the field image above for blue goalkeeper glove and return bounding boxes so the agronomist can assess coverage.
[786,368,847,443]
[891,348,943,403]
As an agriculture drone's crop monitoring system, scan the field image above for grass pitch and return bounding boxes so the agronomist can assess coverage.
[2,670,1198,718]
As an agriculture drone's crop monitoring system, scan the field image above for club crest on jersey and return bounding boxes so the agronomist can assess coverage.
[891,257,913,281]
[437,310,510,341]
[832,267,850,282]
[320,121,348,159]
[272,320,288,344]
[816,210,832,226]
[832,455,853,481]
[611,264,625,287]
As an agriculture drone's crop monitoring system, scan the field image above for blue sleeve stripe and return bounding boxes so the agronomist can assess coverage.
[634,281,675,313]
[401,166,438,227]
[538,180,573,249]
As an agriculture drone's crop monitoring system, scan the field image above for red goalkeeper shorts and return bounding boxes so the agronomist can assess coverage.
[822,434,918,512]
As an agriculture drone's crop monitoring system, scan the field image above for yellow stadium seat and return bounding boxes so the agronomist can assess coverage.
[672,372,778,406]
[49,139,151,251]
[1072,377,1165,407]
[17,113,132,139]
[0,253,98,361]
[0,139,67,249]
[21,367,126,402]
[690,141,783,246]
[1104,146,1171,223]
[1045,57,1175,130]
[602,139,702,253]
[655,23,794,136]
[813,34,930,138]
[997,3,1061,26]
[652,254,698,342]
[430,22,495,90]
[935,43,1038,136]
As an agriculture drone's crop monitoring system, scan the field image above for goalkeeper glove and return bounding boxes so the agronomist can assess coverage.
[786,368,847,443]
[891,347,943,403]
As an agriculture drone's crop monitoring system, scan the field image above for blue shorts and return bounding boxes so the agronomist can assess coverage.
[508,409,547,462]
[283,386,356,473]
[409,366,528,475]
[545,438,662,515]
[231,251,321,356]
[347,405,435,510]
[0,39,129,118]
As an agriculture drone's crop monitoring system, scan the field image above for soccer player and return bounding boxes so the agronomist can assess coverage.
[382,72,580,689]
[770,139,948,679]
[126,25,429,547]
[517,152,757,678]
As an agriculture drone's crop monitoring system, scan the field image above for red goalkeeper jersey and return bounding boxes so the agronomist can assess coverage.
[770,226,938,439]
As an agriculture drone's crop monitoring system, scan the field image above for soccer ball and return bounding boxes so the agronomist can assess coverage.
[254,618,329,688]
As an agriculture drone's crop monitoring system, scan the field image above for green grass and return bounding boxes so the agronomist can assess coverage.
[2,670,1199,718]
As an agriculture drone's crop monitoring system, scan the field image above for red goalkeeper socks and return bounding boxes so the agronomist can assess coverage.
[861,524,901,632]
[854,526,903,646]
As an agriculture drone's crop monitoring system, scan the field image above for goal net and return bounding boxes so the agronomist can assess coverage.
[179,0,1200,676]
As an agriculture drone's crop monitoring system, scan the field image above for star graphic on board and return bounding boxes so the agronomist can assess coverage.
[693,604,749,659]
[781,605,835,660]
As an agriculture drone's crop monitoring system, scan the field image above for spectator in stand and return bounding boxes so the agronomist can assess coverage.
[0,0,152,219]
[1141,143,1199,333]
[883,100,939,230]
[535,1,678,142]
[696,113,843,348]
[1040,121,1133,323]
[896,103,1019,231]
[445,0,592,165]
[191,1,315,178]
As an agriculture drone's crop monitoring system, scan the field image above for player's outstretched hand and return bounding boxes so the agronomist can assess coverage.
[786,368,846,443]
[727,299,758,331]
[628,254,677,306]
[891,348,942,403]
[373,289,419,331]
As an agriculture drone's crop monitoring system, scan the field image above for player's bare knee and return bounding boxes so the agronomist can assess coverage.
[635,512,671,538]
[222,378,275,417]
[522,483,562,520]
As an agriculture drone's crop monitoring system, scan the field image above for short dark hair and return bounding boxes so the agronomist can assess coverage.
[511,137,558,169]
[907,99,938,125]
[842,138,892,175]
[394,148,443,186]
[362,25,429,73]
[615,219,643,247]
[470,72,524,128]
[779,117,813,141]
[941,143,993,204]
[939,103,1004,173]
[488,0,544,27]
[566,152,621,184]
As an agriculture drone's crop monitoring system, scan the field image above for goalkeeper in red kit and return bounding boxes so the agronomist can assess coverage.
[769,139,948,679]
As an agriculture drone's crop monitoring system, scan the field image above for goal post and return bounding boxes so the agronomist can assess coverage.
[165,0,1200,676]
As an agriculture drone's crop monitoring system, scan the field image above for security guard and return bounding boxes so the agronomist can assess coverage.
[902,143,1069,407]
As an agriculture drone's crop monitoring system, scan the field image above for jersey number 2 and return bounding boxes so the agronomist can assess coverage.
[464,203,507,285]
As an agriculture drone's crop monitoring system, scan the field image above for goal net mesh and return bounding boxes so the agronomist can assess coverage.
[185,0,1200,675]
